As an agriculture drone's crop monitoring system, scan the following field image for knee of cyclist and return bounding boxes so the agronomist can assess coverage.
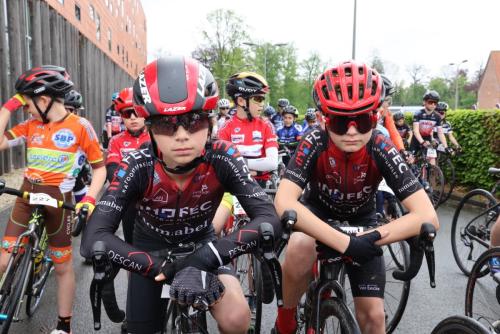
[358,307,385,328]
[218,306,250,333]
[284,240,314,277]
[53,258,73,275]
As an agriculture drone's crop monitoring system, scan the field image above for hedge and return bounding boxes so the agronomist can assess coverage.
[404,109,500,191]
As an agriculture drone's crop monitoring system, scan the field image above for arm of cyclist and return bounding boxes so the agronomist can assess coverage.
[447,132,461,149]
[212,193,233,236]
[383,113,405,151]
[436,127,448,149]
[0,94,27,150]
[412,122,426,146]
[105,136,122,182]
[246,146,278,172]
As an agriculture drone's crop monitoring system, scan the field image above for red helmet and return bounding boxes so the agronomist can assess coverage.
[313,61,384,116]
[15,65,73,98]
[114,87,133,113]
[133,56,219,118]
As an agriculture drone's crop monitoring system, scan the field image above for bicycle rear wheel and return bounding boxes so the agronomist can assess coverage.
[438,156,455,204]
[431,315,491,334]
[465,247,500,329]
[451,189,498,276]
[0,245,33,334]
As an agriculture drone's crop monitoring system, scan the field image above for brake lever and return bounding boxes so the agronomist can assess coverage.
[259,223,284,307]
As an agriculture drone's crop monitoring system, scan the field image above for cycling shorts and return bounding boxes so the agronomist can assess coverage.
[2,179,73,264]
[303,201,385,298]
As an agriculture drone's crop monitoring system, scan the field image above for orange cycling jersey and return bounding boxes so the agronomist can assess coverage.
[5,113,104,192]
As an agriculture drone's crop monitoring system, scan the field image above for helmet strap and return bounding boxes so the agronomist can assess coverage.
[244,97,253,122]
[127,126,146,137]
[33,96,55,124]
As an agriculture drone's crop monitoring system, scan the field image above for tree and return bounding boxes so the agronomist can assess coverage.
[191,9,249,98]
[301,52,324,98]
[370,55,385,74]
[407,64,427,86]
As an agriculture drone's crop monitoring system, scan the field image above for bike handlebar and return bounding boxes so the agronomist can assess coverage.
[392,223,437,288]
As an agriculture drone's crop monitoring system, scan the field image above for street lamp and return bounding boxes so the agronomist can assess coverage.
[449,59,468,110]
[243,42,288,79]
[352,0,357,59]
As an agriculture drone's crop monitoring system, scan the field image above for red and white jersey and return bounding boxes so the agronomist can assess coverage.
[218,115,278,159]
[106,129,151,165]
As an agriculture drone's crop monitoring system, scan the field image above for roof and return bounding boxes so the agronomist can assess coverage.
[479,51,500,89]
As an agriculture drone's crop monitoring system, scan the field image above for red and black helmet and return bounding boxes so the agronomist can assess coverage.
[313,61,385,116]
[133,56,219,119]
[15,65,73,98]
[114,87,134,113]
[226,72,269,100]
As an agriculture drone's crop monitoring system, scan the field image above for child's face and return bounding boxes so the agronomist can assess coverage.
[283,114,294,127]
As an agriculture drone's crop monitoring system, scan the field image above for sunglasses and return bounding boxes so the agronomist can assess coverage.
[249,96,266,104]
[150,113,209,136]
[118,108,138,119]
[219,107,229,110]
[65,107,76,113]
[426,100,438,105]
[327,114,375,135]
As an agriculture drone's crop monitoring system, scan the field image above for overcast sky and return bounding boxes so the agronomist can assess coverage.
[141,0,499,85]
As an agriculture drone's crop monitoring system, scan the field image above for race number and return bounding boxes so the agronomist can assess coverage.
[426,148,437,158]
[29,193,58,208]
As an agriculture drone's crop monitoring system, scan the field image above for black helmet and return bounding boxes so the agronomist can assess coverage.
[15,65,73,98]
[305,108,317,121]
[264,105,276,117]
[435,102,449,113]
[277,98,289,108]
[381,74,395,97]
[64,90,83,109]
[226,72,269,100]
[423,90,440,102]
[282,105,299,117]
[393,112,404,121]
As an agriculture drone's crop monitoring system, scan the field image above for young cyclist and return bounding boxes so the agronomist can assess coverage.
[216,98,232,133]
[81,57,282,334]
[103,92,125,149]
[410,90,450,165]
[277,105,302,166]
[0,65,106,334]
[64,90,92,203]
[393,112,412,149]
[218,72,279,188]
[434,102,462,152]
[271,98,289,131]
[106,87,150,244]
[301,107,319,133]
[273,61,439,334]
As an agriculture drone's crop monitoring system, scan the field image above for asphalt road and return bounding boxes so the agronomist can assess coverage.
[0,201,493,333]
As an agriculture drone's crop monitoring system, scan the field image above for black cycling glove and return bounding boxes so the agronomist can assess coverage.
[343,230,383,264]
[169,267,225,310]
[159,242,223,283]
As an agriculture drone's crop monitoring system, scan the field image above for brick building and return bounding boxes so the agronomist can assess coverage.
[44,0,147,77]
[478,51,500,109]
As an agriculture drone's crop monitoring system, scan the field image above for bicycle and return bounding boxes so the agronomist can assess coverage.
[0,180,87,334]
[411,145,445,208]
[436,144,457,204]
[431,315,491,334]
[276,210,436,333]
[451,167,499,276]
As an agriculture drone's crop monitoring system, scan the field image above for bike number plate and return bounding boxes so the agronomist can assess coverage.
[30,193,58,208]
[426,148,437,158]
[232,196,246,215]
[161,284,170,299]
[339,226,364,235]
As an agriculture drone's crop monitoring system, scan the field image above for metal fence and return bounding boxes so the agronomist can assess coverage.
[0,0,134,175]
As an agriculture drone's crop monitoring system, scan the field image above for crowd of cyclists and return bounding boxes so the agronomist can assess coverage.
[0,56,496,334]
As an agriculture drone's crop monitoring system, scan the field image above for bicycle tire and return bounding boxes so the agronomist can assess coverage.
[465,247,500,325]
[315,298,361,334]
[235,254,262,334]
[439,156,455,204]
[251,256,262,334]
[0,245,33,334]
[423,164,445,208]
[451,189,498,276]
[26,228,53,317]
[431,315,490,334]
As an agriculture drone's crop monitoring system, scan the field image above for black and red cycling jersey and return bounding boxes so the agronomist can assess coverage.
[396,123,411,140]
[218,115,278,180]
[81,141,280,278]
[106,129,150,165]
[413,109,442,138]
[284,128,422,222]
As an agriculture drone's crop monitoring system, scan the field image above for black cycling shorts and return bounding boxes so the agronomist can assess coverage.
[302,200,385,299]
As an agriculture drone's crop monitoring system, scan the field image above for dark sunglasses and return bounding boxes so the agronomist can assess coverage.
[426,100,438,105]
[327,114,374,135]
[150,113,209,136]
[249,96,266,103]
[219,107,229,110]
[118,108,138,119]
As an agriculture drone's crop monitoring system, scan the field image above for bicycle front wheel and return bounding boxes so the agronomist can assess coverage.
[431,315,490,334]
[423,164,445,208]
[465,247,500,329]
[314,298,361,334]
[235,254,262,333]
[451,189,498,276]
[438,156,455,204]
[0,245,33,334]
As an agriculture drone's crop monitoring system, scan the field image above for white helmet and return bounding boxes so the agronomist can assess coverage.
[218,98,230,109]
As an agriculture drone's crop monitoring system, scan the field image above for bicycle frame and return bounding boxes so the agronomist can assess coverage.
[461,202,499,249]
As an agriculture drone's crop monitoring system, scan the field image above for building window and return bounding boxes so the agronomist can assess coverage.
[75,4,81,21]
[96,14,101,40]
[117,44,120,54]
[107,28,112,51]
[89,4,95,21]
